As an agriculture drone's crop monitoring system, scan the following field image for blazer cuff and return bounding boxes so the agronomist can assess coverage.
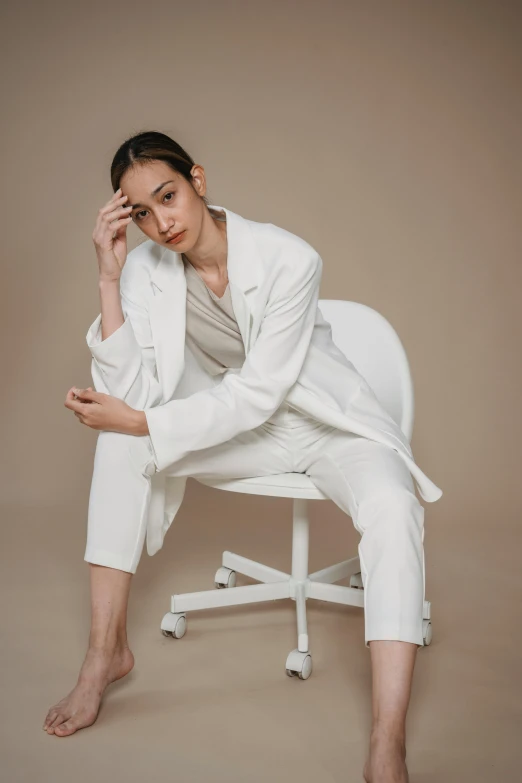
[143,406,172,471]
[85,314,142,395]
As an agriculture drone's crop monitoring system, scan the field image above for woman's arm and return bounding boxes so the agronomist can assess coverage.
[86,275,164,410]
[99,278,124,341]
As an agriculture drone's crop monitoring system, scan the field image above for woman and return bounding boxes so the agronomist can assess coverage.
[43,131,442,783]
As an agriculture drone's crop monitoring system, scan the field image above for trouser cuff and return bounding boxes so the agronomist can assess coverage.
[365,624,424,648]
[84,546,137,574]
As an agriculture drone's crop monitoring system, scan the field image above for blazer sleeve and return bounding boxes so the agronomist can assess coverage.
[144,249,323,472]
[85,282,164,410]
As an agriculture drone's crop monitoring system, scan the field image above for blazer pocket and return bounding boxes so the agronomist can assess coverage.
[127,436,157,476]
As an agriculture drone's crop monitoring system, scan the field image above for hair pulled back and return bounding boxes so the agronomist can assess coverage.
[110,130,209,207]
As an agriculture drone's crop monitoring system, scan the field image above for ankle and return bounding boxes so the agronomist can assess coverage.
[370,720,406,746]
[87,635,129,654]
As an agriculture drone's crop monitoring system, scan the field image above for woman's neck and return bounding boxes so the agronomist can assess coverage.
[181,206,228,278]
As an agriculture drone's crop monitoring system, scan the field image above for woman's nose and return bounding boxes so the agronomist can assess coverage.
[158,219,171,233]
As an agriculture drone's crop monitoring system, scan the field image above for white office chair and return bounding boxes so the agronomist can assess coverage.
[160,300,432,679]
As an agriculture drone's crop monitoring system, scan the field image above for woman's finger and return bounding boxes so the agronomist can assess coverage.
[65,397,83,412]
[65,393,88,413]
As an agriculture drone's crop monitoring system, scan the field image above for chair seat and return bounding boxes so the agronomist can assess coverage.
[195,472,329,500]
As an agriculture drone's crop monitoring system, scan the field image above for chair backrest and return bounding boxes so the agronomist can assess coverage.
[317,300,415,441]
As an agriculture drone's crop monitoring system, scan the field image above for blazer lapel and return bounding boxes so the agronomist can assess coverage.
[223,205,263,349]
[147,204,262,403]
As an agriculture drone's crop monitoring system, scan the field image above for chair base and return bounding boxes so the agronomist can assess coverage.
[160,498,433,676]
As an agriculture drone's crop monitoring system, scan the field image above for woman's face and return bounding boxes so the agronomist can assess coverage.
[120,159,207,250]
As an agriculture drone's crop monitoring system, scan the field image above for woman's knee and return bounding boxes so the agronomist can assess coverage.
[356,486,425,540]
[95,430,139,452]
[94,431,156,477]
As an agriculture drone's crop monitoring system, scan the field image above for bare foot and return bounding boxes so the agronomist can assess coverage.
[42,644,134,737]
[363,725,408,783]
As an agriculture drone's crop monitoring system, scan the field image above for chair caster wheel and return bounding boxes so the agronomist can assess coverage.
[285,649,313,680]
[350,572,364,589]
[215,566,237,589]
[422,619,432,646]
[160,612,187,639]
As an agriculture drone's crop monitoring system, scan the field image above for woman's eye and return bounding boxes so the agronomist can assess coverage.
[135,192,175,221]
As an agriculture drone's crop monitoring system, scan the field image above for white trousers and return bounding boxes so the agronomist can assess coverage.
[85,402,426,647]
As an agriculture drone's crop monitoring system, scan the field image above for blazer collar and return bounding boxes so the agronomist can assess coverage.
[149,204,262,296]
[147,204,263,401]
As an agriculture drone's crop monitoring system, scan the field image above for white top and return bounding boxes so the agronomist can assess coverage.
[183,255,245,377]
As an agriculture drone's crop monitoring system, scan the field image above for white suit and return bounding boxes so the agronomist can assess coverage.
[86,204,443,559]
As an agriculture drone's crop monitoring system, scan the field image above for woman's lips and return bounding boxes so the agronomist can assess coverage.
[167,230,186,244]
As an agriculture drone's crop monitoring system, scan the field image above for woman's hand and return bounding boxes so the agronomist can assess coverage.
[64,387,148,435]
[92,187,133,283]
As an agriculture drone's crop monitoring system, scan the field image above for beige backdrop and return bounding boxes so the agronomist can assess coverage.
[1,1,520,780]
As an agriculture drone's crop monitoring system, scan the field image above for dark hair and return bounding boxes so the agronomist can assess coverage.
[110,130,210,207]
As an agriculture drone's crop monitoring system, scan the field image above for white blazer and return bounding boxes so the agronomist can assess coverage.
[86,204,443,556]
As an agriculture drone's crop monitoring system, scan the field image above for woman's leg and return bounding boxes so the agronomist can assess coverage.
[364,639,417,783]
[300,431,425,783]
[43,564,134,736]
[44,425,291,737]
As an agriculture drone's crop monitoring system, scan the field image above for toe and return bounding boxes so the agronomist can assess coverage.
[45,704,65,726]
[48,713,66,730]
[54,720,76,736]
[43,710,56,728]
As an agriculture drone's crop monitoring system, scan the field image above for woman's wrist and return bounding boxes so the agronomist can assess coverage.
[98,276,121,287]
[130,409,149,436]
